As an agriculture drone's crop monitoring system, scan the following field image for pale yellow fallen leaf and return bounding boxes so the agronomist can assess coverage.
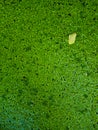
[69,33,77,44]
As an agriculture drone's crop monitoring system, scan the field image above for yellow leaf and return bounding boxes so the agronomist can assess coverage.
[69,33,77,44]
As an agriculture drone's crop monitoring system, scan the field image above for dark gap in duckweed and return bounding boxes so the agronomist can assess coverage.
[18,89,23,96]
[11,47,16,53]
[53,1,64,6]
[35,72,39,76]
[12,63,17,68]
[81,1,88,7]
[48,95,54,101]
[54,48,59,53]
[83,94,88,98]
[4,46,9,49]
[0,77,3,82]
[5,24,11,29]
[13,19,16,22]
[0,67,2,72]
[2,94,7,100]
[50,37,53,40]
[48,95,55,104]
[96,111,98,115]
[8,57,12,61]
[45,112,50,119]
[57,14,62,17]
[21,76,29,86]
[52,78,56,81]
[30,87,38,96]
[79,108,88,114]
[93,123,97,129]
[66,126,69,130]
[93,8,97,12]
[86,71,91,76]
[42,100,48,106]
[75,57,82,63]
[66,117,71,121]
[81,64,87,69]
[59,43,64,49]
[61,76,66,81]
[13,116,16,120]
[27,101,34,107]
[55,41,59,44]
[5,88,8,93]
[42,95,54,107]
[68,13,71,16]
[59,94,61,97]
[39,39,42,44]
[24,46,32,52]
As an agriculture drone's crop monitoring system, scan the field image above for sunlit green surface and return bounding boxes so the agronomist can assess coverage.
[0,0,98,130]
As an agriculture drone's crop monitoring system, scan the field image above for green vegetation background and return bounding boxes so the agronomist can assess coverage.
[0,0,98,130]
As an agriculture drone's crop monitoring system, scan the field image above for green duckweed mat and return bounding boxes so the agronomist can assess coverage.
[0,0,98,130]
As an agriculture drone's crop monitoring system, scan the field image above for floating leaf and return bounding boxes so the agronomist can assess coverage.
[69,33,77,44]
